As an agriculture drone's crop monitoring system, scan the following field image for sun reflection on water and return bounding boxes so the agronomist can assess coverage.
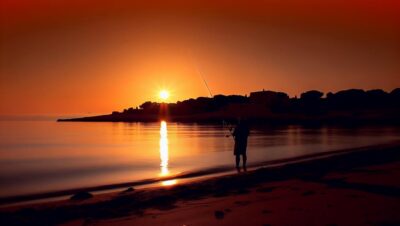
[159,121,169,176]
[159,121,179,186]
[161,179,177,186]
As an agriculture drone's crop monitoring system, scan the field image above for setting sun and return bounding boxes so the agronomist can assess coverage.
[159,90,170,101]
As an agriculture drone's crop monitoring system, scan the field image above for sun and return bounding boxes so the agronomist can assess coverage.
[159,90,170,101]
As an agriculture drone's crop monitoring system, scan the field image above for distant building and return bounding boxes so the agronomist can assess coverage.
[250,90,289,104]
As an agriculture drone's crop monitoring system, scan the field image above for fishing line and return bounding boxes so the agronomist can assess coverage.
[188,49,234,139]
[187,49,213,98]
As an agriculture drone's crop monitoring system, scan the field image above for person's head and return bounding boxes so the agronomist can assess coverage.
[233,117,239,125]
[236,117,249,128]
[241,117,248,125]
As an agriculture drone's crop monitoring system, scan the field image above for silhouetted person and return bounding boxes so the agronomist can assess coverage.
[232,119,250,172]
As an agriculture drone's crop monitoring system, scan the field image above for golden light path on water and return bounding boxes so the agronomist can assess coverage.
[159,120,177,186]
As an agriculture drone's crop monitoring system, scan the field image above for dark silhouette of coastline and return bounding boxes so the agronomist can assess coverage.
[58,88,400,124]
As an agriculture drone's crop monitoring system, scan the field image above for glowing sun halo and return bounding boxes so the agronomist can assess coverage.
[159,90,170,101]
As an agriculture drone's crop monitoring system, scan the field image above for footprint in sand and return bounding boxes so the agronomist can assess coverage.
[262,210,271,214]
[302,190,316,196]
[214,210,225,219]
[234,200,251,206]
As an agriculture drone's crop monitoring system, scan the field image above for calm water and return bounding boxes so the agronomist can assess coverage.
[0,120,400,198]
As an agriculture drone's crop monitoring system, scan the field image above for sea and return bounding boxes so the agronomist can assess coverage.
[1,118,400,199]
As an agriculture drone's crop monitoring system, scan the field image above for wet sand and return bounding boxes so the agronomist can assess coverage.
[1,142,400,226]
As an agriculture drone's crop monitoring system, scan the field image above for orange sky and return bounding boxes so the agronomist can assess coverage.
[1,0,399,116]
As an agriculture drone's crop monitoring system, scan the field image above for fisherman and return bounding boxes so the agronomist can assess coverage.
[232,119,250,171]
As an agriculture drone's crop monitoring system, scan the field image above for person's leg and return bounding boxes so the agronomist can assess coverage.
[235,155,240,168]
[242,154,247,171]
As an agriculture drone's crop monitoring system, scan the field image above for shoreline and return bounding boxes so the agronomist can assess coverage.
[57,114,400,125]
[1,142,399,206]
[1,141,400,225]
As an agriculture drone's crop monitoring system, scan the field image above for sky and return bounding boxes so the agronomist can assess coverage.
[1,0,399,116]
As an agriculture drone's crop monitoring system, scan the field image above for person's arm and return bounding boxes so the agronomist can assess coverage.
[232,127,237,138]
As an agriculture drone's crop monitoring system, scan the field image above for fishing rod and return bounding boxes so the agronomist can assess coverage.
[189,52,234,138]
[193,57,213,98]
[223,120,234,138]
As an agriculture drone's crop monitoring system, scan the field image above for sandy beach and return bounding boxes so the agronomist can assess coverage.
[1,142,400,226]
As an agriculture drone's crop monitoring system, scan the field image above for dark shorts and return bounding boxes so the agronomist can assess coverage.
[234,141,247,155]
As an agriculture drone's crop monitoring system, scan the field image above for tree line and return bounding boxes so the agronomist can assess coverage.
[117,88,400,116]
